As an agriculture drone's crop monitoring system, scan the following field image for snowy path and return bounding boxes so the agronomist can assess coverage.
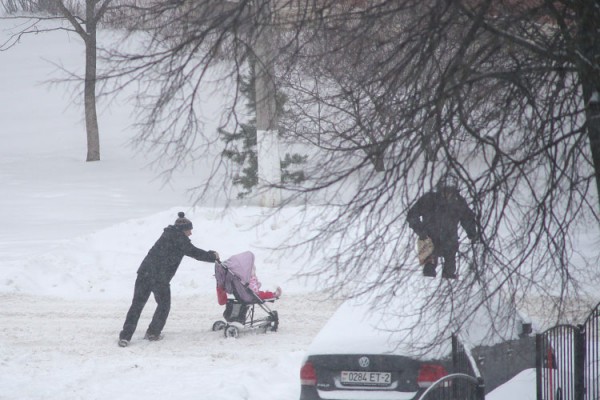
[0,293,340,400]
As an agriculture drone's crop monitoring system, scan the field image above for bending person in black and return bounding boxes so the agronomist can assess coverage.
[407,174,478,279]
[118,212,219,347]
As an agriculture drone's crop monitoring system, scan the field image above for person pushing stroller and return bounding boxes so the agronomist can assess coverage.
[407,174,479,279]
[118,212,219,347]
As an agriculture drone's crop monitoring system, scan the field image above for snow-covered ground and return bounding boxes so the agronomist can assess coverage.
[1,292,340,399]
[0,18,536,399]
[0,19,343,400]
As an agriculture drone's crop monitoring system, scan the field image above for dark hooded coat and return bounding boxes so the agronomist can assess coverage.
[407,189,478,252]
[137,225,216,283]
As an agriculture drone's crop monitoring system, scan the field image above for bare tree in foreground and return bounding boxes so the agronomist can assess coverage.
[1,0,113,161]
[109,0,600,344]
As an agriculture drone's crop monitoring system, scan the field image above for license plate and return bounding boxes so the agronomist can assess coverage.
[340,370,392,386]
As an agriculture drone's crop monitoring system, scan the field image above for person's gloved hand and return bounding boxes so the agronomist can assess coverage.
[209,250,220,261]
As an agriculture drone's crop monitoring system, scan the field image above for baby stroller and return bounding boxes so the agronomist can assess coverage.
[212,254,279,338]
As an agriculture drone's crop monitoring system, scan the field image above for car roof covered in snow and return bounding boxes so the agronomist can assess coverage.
[306,297,452,359]
[306,277,532,360]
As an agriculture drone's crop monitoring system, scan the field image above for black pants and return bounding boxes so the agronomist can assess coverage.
[432,239,459,275]
[119,274,171,341]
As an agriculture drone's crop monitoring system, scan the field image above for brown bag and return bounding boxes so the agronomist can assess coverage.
[417,237,434,265]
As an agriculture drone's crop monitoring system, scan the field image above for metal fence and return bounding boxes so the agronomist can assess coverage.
[536,302,600,400]
[418,373,485,400]
[536,324,583,400]
[417,335,485,400]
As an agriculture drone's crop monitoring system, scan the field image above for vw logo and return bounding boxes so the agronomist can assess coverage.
[358,356,370,368]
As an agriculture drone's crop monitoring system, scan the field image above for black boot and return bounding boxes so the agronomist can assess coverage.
[144,333,164,341]
[442,269,457,280]
[423,263,436,277]
[441,257,458,279]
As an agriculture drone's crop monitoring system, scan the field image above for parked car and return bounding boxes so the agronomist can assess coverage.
[299,287,535,400]
[299,298,453,400]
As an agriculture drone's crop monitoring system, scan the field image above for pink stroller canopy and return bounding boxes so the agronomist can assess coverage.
[215,251,259,304]
[223,251,255,284]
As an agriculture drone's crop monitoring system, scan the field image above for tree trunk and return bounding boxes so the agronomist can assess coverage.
[84,40,100,161]
[254,1,281,207]
[84,1,100,162]
[576,0,600,211]
[587,99,600,211]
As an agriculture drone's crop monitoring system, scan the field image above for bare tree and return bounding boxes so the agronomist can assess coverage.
[1,0,113,162]
[283,0,600,329]
[109,0,600,343]
[57,0,113,161]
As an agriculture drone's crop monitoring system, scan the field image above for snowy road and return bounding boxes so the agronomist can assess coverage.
[0,293,340,400]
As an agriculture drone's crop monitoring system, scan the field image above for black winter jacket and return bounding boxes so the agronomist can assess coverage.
[137,225,216,283]
[407,190,478,249]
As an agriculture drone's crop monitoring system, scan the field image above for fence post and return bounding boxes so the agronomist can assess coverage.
[476,376,486,400]
[575,325,585,400]
[451,334,459,400]
[452,334,458,370]
[536,333,543,400]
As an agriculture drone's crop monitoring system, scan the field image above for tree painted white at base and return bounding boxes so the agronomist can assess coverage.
[257,129,282,207]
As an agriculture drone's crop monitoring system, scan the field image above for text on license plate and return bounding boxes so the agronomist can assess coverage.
[340,370,392,386]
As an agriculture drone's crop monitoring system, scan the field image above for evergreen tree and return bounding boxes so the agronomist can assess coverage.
[220,61,306,199]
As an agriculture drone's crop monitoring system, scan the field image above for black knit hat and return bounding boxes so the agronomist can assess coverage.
[175,212,193,231]
[436,173,459,192]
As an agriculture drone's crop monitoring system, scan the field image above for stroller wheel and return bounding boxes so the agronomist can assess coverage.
[224,325,240,339]
[270,310,279,332]
[212,321,226,331]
